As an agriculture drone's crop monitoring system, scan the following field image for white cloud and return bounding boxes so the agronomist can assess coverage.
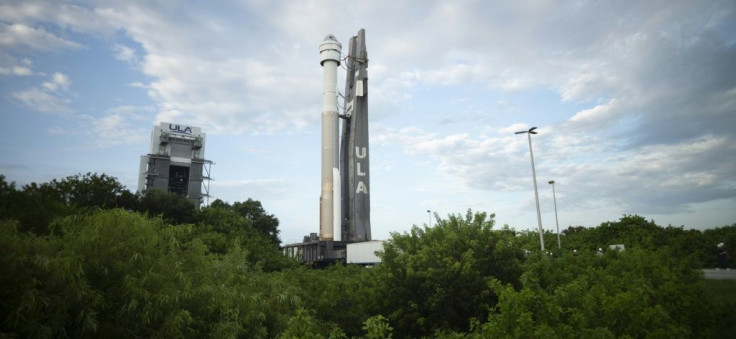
[0,1,115,35]
[78,105,152,148]
[10,70,150,148]
[47,126,71,135]
[127,81,147,88]
[113,43,138,64]
[557,135,736,214]
[34,105,153,149]
[11,72,72,113]
[0,66,32,76]
[12,86,72,114]
[42,72,70,92]
[0,55,34,76]
[1,0,734,230]
[378,122,735,217]
[0,23,82,51]
[567,99,623,130]
[499,123,530,135]
[86,114,141,147]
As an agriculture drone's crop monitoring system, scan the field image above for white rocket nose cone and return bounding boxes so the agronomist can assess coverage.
[320,34,341,66]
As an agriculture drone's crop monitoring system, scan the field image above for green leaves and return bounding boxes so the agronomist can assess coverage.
[0,209,297,338]
[362,315,393,339]
[138,189,196,225]
[374,210,523,337]
[2,172,736,338]
[211,198,282,246]
[480,248,706,338]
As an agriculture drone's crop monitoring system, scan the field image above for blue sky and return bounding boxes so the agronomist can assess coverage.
[1,0,735,244]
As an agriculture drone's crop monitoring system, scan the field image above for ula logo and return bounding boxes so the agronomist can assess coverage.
[168,124,193,135]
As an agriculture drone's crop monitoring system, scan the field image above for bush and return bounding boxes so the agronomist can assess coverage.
[477,248,709,338]
[373,210,523,337]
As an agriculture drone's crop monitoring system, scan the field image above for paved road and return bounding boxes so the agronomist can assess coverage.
[702,269,736,280]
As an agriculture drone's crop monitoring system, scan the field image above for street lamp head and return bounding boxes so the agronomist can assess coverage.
[427,210,430,213]
[515,127,539,135]
[548,180,555,185]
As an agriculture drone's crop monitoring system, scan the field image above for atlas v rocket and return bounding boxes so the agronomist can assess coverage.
[319,29,371,243]
[319,34,341,241]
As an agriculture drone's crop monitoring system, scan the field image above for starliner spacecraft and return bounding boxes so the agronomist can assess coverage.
[283,29,379,265]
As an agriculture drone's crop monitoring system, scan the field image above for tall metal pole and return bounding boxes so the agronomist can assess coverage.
[527,132,545,251]
[516,127,545,251]
[549,180,560,250]
[427,210,432,227]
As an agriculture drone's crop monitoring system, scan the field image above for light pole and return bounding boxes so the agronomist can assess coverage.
[515,127,545,251]
[427,210,432,227]
[548,180,561,250]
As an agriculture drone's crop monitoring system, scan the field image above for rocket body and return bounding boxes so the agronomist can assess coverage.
[319,35,341,241]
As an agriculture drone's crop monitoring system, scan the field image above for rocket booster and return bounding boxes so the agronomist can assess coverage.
[319,35,341,241]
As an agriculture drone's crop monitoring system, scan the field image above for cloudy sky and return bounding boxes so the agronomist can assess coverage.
[1,0,734,243]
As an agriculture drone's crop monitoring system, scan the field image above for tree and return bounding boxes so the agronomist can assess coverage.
[0,209,304,338]
[1,173,139,234]
[476,248,711,338]
[205,198,281,246]
[275,264,378,337]
[44,173,128,209]
[209,198,231,210]
[138,189,196,224]
[195,205,297,271]
[373,210,523,337]
[232,199,281,246]
[0,176,69,234]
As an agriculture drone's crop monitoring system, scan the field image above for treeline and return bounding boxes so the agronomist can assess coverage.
[1,173,735,337]
[514,214,735,269]
[0,173,281,246]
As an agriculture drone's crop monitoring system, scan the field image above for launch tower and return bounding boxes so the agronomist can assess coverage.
[138,122,213,207]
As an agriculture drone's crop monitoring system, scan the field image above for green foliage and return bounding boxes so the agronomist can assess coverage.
[279,309,320,338]
[44,172,129,210]
[701,224,736,268]
[0,209,302,338]
[210,198,282,246]
[478,248,707,338]
[0,173,136,234]
[2,172,735,337]
[373,210,523,337]
[550,215,736,269]
[275,264,377,337]
[138,189,196,225]
[0,176,68,233]
[362,315,393,339]
[195,205,298,272]
[0,219,104,337]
